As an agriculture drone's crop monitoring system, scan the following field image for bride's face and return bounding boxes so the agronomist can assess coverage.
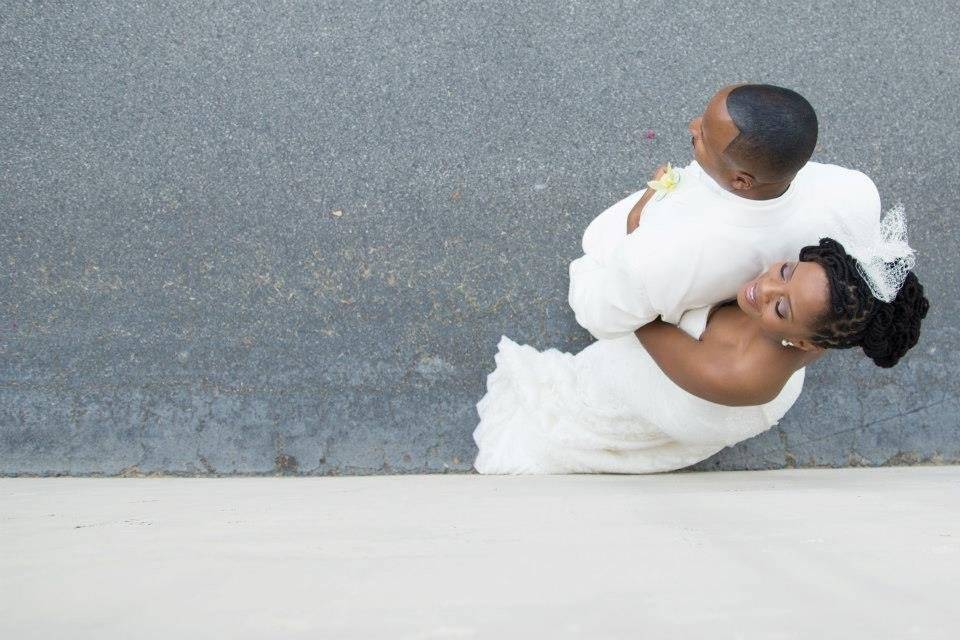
[736,259,830,343]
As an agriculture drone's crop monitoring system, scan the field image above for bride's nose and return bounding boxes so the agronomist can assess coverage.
[758,271,786,304]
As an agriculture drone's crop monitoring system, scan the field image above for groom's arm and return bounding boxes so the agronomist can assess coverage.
[568,249,659,339]
[569,222,699,338]
[569,218,727,338]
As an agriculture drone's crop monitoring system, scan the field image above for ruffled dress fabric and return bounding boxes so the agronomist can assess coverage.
[473,331,803,474]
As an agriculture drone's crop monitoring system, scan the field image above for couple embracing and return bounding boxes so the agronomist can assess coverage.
[473,84,930,474]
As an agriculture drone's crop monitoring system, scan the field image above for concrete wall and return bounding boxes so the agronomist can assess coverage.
[2,1,957,475]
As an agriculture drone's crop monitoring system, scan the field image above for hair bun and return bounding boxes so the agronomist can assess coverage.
[859,273,929,368]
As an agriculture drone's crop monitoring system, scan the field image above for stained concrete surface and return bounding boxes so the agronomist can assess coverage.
[1,2,958,475]
[2,468,959,639]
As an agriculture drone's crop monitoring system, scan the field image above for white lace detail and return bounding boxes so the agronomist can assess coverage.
[846,204,915,303]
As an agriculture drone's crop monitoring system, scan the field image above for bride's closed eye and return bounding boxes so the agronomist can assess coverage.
[775,298,788,319]
[776,262,793,319]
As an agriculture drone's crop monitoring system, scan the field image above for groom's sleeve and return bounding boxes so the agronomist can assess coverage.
[568,222,713,339]
[568,252,657,339]
[568,229,671,339]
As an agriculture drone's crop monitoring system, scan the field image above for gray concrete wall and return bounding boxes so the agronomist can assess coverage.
[1,1,957,475]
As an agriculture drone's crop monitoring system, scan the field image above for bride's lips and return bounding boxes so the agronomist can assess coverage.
[746,281,760,313]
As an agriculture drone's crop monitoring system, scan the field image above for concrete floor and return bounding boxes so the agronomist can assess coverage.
[2,467,958,639]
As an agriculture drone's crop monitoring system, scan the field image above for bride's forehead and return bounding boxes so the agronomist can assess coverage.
[792,260,831,320]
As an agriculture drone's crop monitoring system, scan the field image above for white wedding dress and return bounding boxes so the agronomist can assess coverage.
[472,192,805,474]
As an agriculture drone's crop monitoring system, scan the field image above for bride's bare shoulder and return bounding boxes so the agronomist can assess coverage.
[701,305,807,405]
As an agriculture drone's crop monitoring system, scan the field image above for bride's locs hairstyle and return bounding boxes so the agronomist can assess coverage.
[799,238,929,368]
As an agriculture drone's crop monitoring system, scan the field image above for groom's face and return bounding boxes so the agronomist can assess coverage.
[688,85,743,190]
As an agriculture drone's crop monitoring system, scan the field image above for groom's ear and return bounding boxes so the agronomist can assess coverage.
[731,171,755,191]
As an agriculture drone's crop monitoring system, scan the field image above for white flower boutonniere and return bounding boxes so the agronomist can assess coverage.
[647,163,681,200]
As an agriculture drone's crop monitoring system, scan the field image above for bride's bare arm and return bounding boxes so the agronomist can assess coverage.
[634,320,793,407]
[626,187,656,233]
[626,164,668,233]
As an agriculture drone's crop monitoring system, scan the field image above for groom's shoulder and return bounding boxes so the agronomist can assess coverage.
[796,162,881,219]
[796,162,879,197]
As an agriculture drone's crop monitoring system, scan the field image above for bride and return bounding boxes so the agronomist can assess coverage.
[473,184,929,475]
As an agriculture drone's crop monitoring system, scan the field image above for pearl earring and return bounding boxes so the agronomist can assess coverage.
[781,339,795,348]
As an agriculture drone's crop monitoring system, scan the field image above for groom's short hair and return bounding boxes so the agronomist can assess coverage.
[723,85,818,181]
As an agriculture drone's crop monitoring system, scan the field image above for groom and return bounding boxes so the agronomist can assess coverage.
[569,83,881,338]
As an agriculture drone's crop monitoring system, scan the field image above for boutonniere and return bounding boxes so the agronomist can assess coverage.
[647,163,681,200]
